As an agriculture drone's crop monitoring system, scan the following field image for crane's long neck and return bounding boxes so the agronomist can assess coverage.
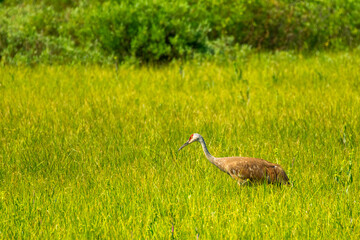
[198,137,225,172]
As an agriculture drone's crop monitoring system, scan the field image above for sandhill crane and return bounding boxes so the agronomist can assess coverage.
[178,133,289,185]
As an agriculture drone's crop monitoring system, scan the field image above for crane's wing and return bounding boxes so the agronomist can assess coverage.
[222,157,289,184]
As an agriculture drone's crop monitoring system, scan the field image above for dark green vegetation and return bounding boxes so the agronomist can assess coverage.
[1,53,359,238]
[1,0,360,64]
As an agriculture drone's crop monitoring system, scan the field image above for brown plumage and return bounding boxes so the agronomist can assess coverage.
[178,133,289,185]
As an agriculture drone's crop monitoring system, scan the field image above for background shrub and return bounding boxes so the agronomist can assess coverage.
[1,0,360,64]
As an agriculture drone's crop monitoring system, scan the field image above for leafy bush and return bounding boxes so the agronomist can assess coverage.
[1,0,360,64]
[0,4,109,64]
[67,1,210,62]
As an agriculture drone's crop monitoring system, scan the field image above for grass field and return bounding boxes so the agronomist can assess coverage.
[1,52,360,238]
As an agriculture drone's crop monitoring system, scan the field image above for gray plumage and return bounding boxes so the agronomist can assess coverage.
[178,133,289,185]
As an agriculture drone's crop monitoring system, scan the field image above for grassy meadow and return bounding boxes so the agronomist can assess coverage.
[1,52,360,238]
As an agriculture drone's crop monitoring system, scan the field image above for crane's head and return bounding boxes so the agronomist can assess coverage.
[178,133,201,151]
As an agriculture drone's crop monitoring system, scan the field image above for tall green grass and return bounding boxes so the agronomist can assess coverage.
[0,52,359,238]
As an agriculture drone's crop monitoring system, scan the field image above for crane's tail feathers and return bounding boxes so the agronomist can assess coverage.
[266,166,290,185]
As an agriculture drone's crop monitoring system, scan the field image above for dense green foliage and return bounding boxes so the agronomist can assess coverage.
[1,0,360,64]
[1,53,360,238]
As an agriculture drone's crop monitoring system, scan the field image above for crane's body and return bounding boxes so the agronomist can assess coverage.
[178,133,289,185]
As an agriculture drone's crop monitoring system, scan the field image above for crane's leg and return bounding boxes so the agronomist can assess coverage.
[229,173,251,186]
[237,179,251,186]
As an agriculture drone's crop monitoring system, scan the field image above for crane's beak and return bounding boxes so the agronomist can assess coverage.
[178,141,189,151]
